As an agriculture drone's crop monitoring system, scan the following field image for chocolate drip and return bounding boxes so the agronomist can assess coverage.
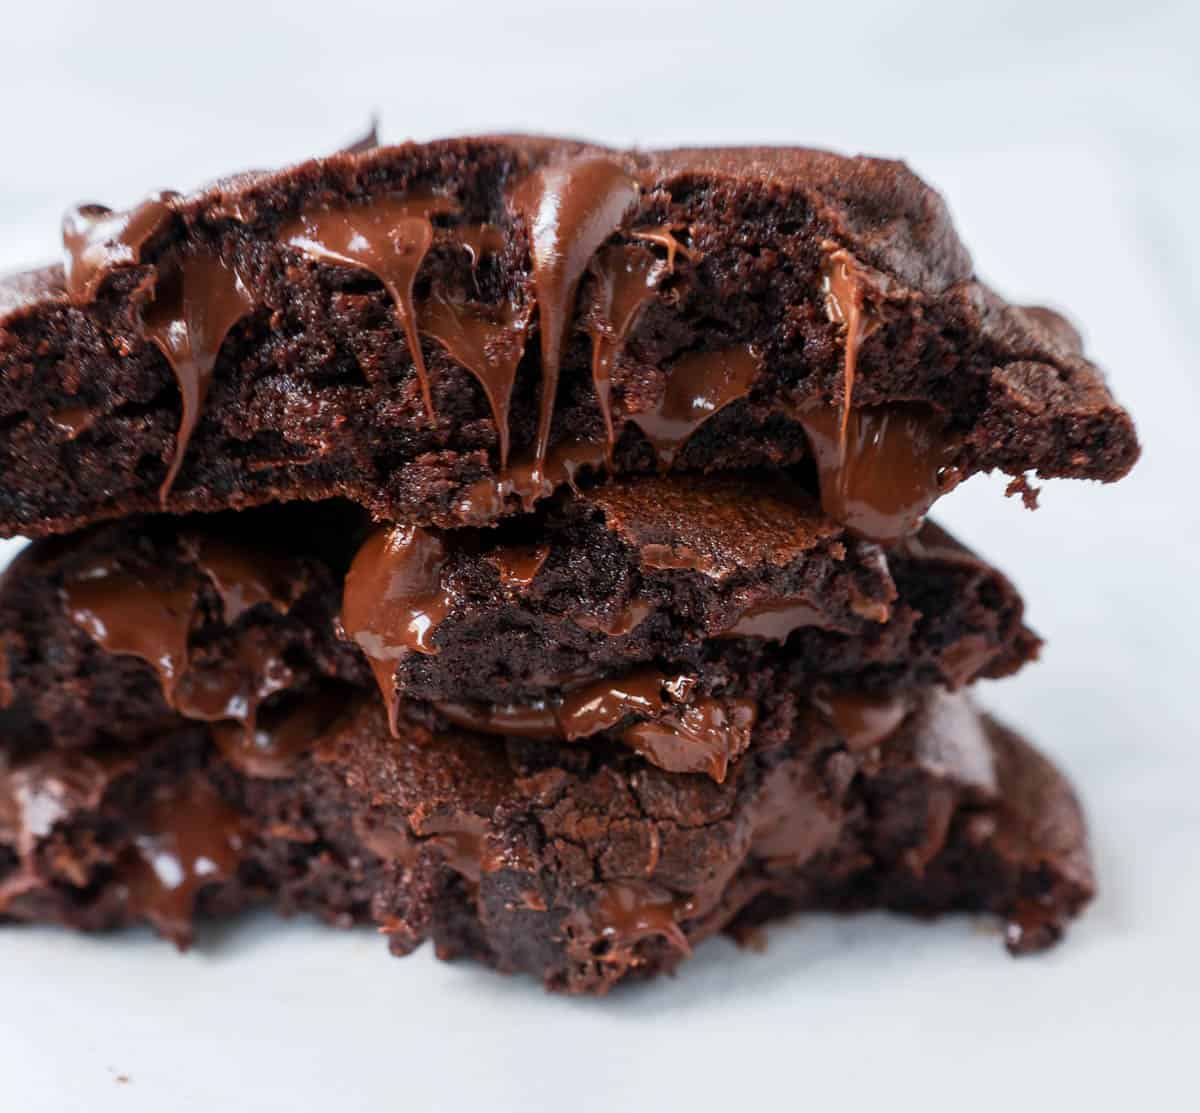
[144,254,255,501]
[454,437,607,521]
[815,691,910,753]
[581,881,692,957]
[123,774,248,948]
[342,526,454,732]
[49,405,97,440]
[630,225,691,270]
[794,402,953,544]
[622,697,756,782]
[821,249,879,462]
[486,544,550,589]
[190,536,295,622]
[421,294,530,466]
[718,598,828,641]
[212,690,345,779]
[631,345,761,467]
[61,192,176,302]
[575,598,652,637]
[587,245,667,458]
[63,559,198,701]
[280,193,457,419]
[515,157,640,490]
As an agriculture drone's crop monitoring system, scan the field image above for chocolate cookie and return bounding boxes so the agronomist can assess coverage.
[0,692,1093,993]
[0,136,1137,540]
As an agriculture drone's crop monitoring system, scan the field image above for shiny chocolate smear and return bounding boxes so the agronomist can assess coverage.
[343,525,453,733]
[794,402,952,544]
[123,774,248,948]
[515,157,640,490]
[586,244,666,457]
[63,559,198,702]
[144,253,255,502]
[622,697,756,782]
[62,192,177,302]
[631,344,761,467]
[173,637,294,730]
[421,294,530,466]
[279,193,458,420]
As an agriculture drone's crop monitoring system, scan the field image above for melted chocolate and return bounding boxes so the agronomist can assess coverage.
[342,526,453,731]
[821,249,879,460]
[144,254,255,501]
[622,697,756,782]
[61,193,177,302]
[123,774,248,947]
[587,245,666,457]
[640,543,713,575]
[515,157,640,488]
[815,691,910,753]
[421,294,530,466]
[631,345,761,467]
[453,437,607,521]
[279,193,458,419]
[212,690,345,779]
[486,544,550,590]
[630,225,691,270]
[49,405,97,440]
[63,559,198,701]
[173,637,294,728]
[719,598,827,641]
[190,535,295,622]
[583,881,691,957]
[794,402,953,544]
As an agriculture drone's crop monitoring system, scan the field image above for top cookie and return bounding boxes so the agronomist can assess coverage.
[0,135,1137,540]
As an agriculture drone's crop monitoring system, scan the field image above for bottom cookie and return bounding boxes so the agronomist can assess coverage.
[0,691,1093,994]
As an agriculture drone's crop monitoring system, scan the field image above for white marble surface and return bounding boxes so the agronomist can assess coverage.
[1,1,1197,1109]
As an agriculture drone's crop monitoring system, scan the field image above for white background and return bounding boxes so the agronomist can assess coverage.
[1,1,1198,1109]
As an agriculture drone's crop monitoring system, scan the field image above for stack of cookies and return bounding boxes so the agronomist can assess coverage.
[0,136,1138,993]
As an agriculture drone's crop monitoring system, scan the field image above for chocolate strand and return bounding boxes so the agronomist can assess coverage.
[144,254,255,502]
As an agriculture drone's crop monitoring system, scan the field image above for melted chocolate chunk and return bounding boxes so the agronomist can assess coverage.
[794,402,956,544]
[63,558,198,701]
[631,345,762,467]
[342,526,453,730]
